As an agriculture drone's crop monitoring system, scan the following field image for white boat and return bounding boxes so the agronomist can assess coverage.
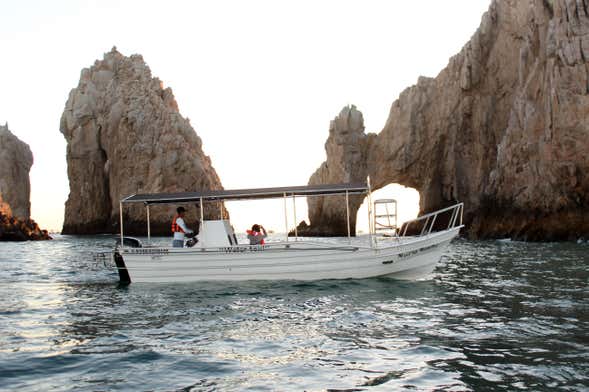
[109,182,464,283]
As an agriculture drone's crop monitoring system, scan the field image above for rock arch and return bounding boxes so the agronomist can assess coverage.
[300,0,589,241]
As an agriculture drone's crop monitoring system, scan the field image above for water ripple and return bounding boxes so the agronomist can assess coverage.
[0,236,587,391]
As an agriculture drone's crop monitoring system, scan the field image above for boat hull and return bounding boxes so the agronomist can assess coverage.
[116,228,460,283]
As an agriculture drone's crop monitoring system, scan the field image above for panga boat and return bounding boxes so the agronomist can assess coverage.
[106,181,464,283]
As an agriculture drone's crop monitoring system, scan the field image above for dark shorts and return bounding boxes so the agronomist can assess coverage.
[172,240,184,248]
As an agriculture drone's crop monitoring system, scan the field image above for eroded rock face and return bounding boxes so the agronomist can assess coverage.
[300,105,374,236]
[0,124,33,219]
[61,48,225,235]
[0,126,50,241]
[304,0,589,241]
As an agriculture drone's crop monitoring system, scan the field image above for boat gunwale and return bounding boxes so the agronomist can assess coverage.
[120,226,463,257]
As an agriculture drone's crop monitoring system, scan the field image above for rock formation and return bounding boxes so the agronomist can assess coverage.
[302,0,589,241]
[0,201,51,241]
[0,124,50,241]
[302,105,375,236]
[0,123,33,219]
[60,48,225,235]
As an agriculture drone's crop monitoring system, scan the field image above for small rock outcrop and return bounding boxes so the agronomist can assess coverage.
[0,203,51,241]
[0,125,50,241]
[60,48,225,235]
[303,0,589,241]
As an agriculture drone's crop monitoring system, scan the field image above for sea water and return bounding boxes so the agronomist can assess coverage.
[0,235,587,391]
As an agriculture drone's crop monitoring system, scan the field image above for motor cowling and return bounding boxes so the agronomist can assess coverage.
[116,236,143,248]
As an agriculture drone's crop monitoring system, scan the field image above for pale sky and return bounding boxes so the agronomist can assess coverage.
[0,0,491,233]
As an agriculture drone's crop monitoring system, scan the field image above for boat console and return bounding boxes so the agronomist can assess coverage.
[195,220,238,248]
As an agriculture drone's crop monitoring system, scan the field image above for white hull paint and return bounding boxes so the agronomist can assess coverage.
[117,227,461,283]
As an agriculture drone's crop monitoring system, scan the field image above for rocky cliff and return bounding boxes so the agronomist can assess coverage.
[60,48,224,235]
[303,0,589,241]
[0,123,33,219]
[0,124,50,241]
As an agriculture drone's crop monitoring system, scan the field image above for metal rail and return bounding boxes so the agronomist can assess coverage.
[120,241,363,253]
[399,203,464,238]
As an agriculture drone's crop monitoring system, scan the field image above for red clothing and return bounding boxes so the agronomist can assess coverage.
[247,230,266,245]
[171,215,185,233]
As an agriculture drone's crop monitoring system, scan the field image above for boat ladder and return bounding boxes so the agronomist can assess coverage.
[373,199,398,238]
[93,251,116,269]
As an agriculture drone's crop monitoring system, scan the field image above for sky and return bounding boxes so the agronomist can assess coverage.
[0,0,491,233]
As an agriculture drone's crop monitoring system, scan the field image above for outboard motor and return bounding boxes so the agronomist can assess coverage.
[116,236,143,248]
[185,232,199,247]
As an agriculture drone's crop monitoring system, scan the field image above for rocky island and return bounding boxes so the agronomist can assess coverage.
[60,48,225,235]
[0,124,50,241]
[301,0,589,241]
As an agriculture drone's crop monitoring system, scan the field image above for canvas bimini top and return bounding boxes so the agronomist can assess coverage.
[121,183,369,205]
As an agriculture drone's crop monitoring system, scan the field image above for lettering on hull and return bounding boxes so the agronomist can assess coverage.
[126,248,169,255]
[382,243,439,265]
[220,246,267,253]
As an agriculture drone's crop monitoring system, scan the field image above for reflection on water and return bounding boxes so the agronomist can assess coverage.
[0,236,587,391]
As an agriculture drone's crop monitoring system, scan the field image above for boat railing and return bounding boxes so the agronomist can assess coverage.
[207,241,361,252]
[396,202,464,238]
[120,241,364,253]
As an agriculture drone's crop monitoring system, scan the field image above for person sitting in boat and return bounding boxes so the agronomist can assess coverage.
[171,207,194,248]
[247,224,267,245]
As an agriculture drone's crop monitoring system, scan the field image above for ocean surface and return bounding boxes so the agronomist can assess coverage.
[0,235,587,391]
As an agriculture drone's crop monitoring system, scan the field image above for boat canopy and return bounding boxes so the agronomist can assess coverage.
[121,183,368,205]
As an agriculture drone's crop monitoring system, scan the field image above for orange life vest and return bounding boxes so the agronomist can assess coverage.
[171,215,185,233]
[247,230,265,245]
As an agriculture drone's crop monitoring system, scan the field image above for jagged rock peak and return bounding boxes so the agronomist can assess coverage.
[303,0,589,241]
[60,48,225,235]
[319,104,371,185]
[331,105,364,134]
[296,105,372,237]
[0,123,33,219]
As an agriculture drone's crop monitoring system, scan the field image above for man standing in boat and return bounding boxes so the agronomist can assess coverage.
[171,207,194,247]
[247,224,267,245]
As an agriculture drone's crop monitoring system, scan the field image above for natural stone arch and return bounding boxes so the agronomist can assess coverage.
[300,0,589,241]
[297,104,447,237]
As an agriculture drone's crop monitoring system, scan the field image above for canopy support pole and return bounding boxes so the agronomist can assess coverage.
[119,202,124,248]
[146,204,151,243]
[200,197,204,224]
[367,176,373,249]
[283,192,289,242]
[292,195,298,240]
[346,190,351,244]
